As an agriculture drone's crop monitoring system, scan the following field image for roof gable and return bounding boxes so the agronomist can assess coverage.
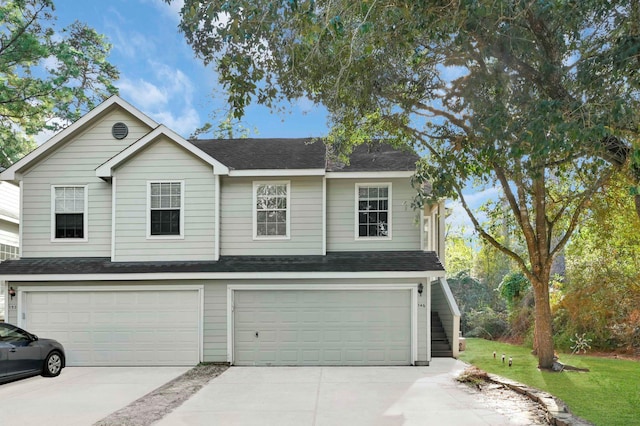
[0,96,158,182]
[96,125,229,178]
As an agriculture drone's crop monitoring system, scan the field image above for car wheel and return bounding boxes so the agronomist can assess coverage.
[43,351,63,377]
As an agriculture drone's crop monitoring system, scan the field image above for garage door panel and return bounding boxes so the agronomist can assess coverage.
[234,289,411,366]
[24,289,200,366]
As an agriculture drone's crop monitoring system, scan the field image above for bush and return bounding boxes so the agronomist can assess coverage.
[465,307,509,339]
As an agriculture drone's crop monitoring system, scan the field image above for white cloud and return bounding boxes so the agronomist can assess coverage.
[151,63,195,103]
[105,22,155,59]
[151,107,200,137]
[461,185,502,207]
[143,0,184,22]
[118,78,169,109]
[116,63,200,137]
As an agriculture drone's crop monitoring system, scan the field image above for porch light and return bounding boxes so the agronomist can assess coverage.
[9,287,16,299]
[418,283,423,296]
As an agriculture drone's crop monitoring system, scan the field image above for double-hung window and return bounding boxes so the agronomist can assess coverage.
[356,183,392,239]
[148,181,184,238]
[52,185,87,241]
[253,181,290,239]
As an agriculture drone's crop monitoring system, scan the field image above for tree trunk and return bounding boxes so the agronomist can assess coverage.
[531,277,555,369]
[635,194,640,222]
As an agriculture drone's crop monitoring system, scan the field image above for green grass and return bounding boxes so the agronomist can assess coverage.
[459,338,640,426]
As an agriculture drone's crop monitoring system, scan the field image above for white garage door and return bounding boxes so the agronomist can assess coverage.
[23,288,200,366]
[234,289,411,366]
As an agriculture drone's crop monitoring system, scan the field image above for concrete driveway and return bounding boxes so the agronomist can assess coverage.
[0,366,190,426]
[157,359,531,426]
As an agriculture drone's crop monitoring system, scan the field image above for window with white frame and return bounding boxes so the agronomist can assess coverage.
[52,186,87,240]
[356,184,391,238]
[254,182,290,238]
[423,215,432,251]
[149,182,183,237]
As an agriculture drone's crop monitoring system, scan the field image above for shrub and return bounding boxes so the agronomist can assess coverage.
[465,307,509,339]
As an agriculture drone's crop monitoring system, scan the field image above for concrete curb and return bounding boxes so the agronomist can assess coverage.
[484,373,594,426]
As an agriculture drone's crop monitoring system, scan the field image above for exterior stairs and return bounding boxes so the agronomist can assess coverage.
[431,312,453,357]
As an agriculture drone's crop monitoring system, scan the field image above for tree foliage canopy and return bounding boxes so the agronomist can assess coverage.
[557,174,640,352]
[0,0,119,168]
[170,0,640,367]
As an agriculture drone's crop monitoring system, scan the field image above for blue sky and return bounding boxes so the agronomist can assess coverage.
[50,0,493,235]
[53,0,329,139]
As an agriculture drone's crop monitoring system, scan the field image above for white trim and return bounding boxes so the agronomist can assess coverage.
[354,182,393,241]
[50,185,89,243]
[214,174,220,261]
[326,171,414,179]
[411,286,419,364]
[111,175,117,261]
[96,125,229,178]
[18,181,23,258]
[0,96,158,182]
[435,278,461,317]
[0,270,446,282]
[146,180,185,239]
[1,280,6,322]
[229,169,325,177]
[431,209,438,253]
[226,283,420,365]
[420,213,425,251]
[252,180,291,240]
[322,176,327,256]
[0,214,19,225]
[16,284,204,364]
[226,286,234,363]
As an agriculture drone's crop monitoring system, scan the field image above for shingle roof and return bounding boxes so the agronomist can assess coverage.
[191,138,326,170]
[327,143,419,172]
[189,138,419,172]
[0,251,443,275]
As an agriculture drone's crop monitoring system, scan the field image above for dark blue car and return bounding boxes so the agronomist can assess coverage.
[0,323,65,384]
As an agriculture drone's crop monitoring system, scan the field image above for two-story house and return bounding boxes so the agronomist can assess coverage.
[0,96,459,367]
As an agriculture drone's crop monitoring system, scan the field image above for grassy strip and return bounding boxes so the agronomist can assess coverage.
[459,338,640,426]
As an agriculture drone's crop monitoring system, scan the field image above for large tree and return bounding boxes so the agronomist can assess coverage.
[1,0,119,168]
[169,0,640,368]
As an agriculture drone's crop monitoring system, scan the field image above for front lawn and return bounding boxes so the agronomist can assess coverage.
[459,338,640,426]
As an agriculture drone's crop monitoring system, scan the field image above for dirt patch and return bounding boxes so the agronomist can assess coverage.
[458,367,550,425]
[94,363,229,426]
[458,366,594,426]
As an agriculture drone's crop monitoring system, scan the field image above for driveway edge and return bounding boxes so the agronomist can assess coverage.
[483,372,594,426]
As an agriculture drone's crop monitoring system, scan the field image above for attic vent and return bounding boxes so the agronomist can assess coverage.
[112,122,129,140]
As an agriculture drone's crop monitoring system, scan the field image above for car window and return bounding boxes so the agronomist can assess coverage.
[0,324,30,341]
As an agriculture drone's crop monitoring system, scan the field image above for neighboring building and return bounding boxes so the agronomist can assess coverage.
[0,96,459,366]
[0,179,19,321]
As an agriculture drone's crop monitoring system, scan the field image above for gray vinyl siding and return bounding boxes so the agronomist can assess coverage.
[20,109,152,257]
[327,178,421,251]
[220,176,323,255]
[114,137,216,261]
[0,221,18,248]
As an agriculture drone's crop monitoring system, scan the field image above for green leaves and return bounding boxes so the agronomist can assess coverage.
[169,0,640,366]
[0,0,119,168]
